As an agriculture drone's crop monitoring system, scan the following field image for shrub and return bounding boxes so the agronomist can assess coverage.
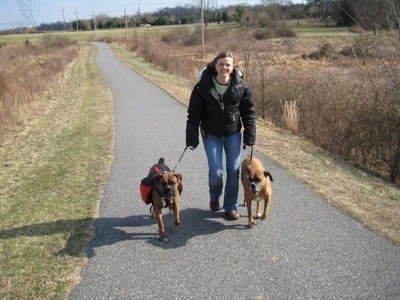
[253,27,296,40]
[274,27,297,38]
[253,28,274,40]
[306,43,337,60]
[281,99,299,134]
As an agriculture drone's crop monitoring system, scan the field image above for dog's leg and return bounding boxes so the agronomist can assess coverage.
[172,201,181,226]
[256,200,262,219]
[154,206,168,242]
[246,199,255,228]
[260,195,271,221]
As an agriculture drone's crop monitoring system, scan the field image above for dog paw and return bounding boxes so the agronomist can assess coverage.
[260,214,267,221]
[159,235,169,242]
[248,223,255,228]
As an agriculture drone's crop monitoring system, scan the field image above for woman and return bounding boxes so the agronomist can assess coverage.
[186,51,256,220]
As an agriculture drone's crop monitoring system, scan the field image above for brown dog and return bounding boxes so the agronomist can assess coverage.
[241,156,273,228]
[151,159,183,242]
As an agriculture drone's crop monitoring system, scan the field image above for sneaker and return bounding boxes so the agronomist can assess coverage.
[209,201,220,211]
[225,210,240,220]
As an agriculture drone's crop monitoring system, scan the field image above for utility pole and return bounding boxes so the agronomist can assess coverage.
[93,11,97,36]
[201,0,205,57]
[133,5,138,46]
[74,10,78,31]
[124,9,128,45]
[62,8,66,30]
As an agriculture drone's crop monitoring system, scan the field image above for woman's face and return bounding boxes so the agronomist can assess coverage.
[215,57,234,79]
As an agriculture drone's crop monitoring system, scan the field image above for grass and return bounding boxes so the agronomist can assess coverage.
[0,36,79,131]
[0,20,351,46]
[0,43,114,299]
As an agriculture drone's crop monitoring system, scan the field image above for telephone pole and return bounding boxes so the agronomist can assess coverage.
[74,10,78,31]
[201,0,205,57]
[124,9,128,45]
[93,11,97,36]
[62,8,66,30]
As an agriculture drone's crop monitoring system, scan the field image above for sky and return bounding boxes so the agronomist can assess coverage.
[0,0,304,30]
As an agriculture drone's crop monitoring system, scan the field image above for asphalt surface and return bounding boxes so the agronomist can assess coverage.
[69,42,400,300]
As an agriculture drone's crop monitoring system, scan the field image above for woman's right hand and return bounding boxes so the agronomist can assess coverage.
[186,135,199,150]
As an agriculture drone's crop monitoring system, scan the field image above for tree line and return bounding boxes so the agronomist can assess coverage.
[24,0,397,32]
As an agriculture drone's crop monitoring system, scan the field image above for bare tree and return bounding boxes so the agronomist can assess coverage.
[96,13,110,28]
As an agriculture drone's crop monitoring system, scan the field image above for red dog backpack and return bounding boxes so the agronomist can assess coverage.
[139,160,171,205]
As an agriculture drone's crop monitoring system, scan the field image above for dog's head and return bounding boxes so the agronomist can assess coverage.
[246,165,273,195]
[154,172,183,207]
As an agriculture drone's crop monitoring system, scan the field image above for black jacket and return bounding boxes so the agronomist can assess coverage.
[186,67,256,147]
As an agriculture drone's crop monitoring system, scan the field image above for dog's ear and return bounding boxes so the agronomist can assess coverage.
[174,173,182,182]
[264,171,273,182]
[246,165,252,175]
[154,173,163,184]
[174,173,183,195]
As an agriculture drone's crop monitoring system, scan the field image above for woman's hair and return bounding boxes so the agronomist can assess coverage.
[207,51,234,70]
[206,51,243,78]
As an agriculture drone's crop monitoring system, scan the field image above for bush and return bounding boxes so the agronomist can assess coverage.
[274,27,297,38]
[253,27,296,40]
[305,43,337,60]
[253,28,274,40]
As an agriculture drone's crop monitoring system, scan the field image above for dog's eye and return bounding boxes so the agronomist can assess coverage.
[253,178,262,183]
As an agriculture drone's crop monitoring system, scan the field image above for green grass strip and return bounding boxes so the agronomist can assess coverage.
[0,44,114,299]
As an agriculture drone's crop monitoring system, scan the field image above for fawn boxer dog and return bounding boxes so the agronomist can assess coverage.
[150,158,183,242]
[241,155,273,228]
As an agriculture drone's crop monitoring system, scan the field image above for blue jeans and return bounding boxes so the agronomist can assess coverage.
[203,131,242,212]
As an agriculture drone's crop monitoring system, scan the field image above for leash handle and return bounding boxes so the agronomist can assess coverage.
[243,145,254,165]
[172,146,188,172]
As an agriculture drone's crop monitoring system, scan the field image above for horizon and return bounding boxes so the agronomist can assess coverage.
[0,0,304,30]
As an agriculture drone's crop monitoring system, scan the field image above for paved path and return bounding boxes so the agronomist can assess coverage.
[69,42,400,300]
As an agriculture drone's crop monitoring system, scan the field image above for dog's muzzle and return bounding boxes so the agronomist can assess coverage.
[161,185,175,207]
[249,181,263,194]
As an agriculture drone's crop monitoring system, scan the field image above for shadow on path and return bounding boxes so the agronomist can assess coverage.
[0,208,246,257]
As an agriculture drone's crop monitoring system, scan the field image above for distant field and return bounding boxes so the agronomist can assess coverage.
[0,20,354,45]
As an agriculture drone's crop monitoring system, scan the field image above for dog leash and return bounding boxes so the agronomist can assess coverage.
[172,146,188,172]
[243,145,254,165]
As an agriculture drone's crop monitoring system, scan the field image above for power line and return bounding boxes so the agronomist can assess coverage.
[16,0,35,28]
